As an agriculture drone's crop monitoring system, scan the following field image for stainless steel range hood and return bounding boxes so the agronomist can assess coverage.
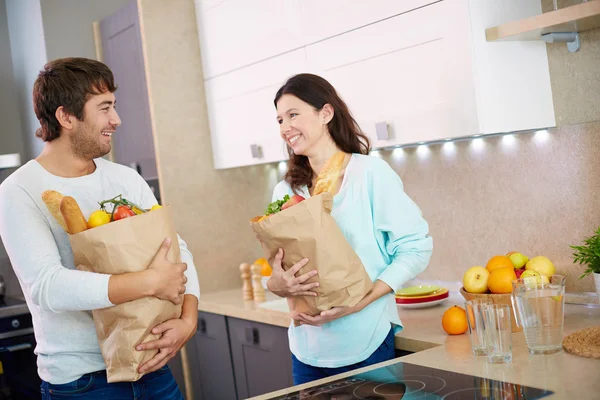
[0,154,21,170]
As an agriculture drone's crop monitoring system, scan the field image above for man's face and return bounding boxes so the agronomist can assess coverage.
[69,91,121,160]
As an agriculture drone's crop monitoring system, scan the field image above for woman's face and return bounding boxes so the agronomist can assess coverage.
[276,94,332,156]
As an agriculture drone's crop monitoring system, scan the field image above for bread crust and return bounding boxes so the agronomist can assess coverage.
[59,196,88,234]
[313,152,347,195]
[41,190,68,231]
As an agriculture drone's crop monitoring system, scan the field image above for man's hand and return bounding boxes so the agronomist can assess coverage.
[146,238,188,304]
[136,295,199,374]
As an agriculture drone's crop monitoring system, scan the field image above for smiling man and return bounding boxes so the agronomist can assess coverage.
[0,58,200,399]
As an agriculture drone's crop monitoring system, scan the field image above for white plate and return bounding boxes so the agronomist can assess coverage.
[396,298,448,309]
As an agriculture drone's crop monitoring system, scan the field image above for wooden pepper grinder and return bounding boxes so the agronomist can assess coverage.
[240,263,253,301]
[251,264,266,303]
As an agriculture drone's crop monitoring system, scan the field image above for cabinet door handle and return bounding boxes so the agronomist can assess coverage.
[199,318,207,334]
[250,144,263,159]
[245,327,259,345]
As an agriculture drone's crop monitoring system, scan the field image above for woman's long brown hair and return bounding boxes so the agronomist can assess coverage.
[274,73,370,193]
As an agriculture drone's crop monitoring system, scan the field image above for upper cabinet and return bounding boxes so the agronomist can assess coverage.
[195,0,555,169]
[305,0,479,148]
[204,48,307,169]
[195,0,304,79]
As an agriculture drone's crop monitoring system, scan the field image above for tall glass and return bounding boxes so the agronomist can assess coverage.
[483,304,512,364]
[511,275,566,355]
[466,298,492,355]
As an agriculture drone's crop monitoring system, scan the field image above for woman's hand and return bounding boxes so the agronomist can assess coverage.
[292,306,358,327]
[267,248,319,298]
[291,280,394,326]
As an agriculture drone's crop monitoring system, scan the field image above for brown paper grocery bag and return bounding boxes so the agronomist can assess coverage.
[251,192,372,320]
[69,206,182,383]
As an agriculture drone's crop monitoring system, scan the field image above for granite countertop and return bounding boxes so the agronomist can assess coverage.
[199,285,600,399]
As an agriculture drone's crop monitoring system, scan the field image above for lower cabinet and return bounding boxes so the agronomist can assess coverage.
[228,317,294,399]
[186,311,293,400]
[188,311,238,400]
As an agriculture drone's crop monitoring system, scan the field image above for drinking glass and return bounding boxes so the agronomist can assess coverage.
[466,298,492,355]
[482,304,512,364]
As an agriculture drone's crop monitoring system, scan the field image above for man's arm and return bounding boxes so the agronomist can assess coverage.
[0,183,180,311]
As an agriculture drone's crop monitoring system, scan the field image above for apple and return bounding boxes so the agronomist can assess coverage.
[525,256,555,276]
[521,270,541,286]
[463,266,490,294]
[515,268,525,279]
[508,252,529,269]
[281,194,305,211]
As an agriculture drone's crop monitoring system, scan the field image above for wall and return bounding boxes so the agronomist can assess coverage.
[40,0,131,61]
[5,0,47,160]
[0,0,23,278]
[0,0,24,160]
[138,0,599,293]
[541,0,600,126]
[137,0,279,294]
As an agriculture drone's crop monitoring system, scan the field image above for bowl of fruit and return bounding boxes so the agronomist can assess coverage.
[461,252,556,333]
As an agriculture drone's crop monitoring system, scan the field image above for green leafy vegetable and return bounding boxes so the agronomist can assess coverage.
[265,195,290,216]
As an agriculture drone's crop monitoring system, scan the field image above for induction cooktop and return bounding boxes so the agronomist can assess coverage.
[271,362,553,399]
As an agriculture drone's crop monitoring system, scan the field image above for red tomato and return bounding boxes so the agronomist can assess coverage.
[113,205,136,221]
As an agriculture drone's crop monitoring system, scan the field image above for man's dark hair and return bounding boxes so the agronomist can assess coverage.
[33,57,117,141]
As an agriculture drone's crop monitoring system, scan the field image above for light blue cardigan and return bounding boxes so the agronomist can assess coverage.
[272,153,433,367]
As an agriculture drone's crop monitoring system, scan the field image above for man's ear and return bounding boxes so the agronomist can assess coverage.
[321,104,334,125]
[55,106,74,130]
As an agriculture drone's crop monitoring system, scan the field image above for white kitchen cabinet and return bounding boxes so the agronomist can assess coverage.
[205,49,307,169]
[305,0,478,148]
[299,0,439,45]
[305,0,555,149]
[194,0,303,79]
[198,0,555,168]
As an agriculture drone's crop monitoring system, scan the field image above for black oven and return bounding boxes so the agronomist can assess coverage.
[0,303,40,400]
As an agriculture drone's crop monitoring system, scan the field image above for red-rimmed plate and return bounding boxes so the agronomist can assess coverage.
[395,290,449,304]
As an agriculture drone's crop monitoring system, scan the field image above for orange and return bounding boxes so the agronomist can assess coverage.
[442,306,468,335]
[487,267,517,294]
[254,258,272,277]
[486,255,513,273]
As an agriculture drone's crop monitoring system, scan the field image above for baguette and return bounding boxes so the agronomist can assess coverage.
[313,152,347,195]
[59,196,88,234]
[41,190,68,232]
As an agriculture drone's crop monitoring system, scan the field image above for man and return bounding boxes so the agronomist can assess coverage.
[0,57,200,399]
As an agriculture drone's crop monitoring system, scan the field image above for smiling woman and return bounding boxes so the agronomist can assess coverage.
[268,73,433,386]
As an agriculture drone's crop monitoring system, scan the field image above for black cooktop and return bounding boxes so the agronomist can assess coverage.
[272,362,553,399]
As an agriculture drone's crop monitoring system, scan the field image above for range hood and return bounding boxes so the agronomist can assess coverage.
[0,153,21,170]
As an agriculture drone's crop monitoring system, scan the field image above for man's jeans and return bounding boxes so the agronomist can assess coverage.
[40,365,183,400]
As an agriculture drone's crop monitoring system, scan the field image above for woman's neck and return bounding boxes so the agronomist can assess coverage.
[306,136,342,177]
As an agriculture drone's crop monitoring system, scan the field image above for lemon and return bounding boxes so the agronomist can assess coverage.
[87,210,111,228]
[151,204,163,211]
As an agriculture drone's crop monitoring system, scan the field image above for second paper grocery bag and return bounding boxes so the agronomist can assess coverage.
[251,192,372,318]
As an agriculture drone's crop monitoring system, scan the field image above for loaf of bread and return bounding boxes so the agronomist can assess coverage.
[41,190,68,232]
[59,196,88,234]
[313,152,347,196]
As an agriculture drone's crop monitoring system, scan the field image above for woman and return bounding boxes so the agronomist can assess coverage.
[267,73,433,385]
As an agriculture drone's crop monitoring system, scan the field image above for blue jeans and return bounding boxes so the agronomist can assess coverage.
[291,326,395,385]
[40,365,183,400]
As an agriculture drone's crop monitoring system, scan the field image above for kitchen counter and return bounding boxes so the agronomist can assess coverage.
[197,288,291,328]
[198,287,600,399]
[244,293,600,399]
[196,286,486,352]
